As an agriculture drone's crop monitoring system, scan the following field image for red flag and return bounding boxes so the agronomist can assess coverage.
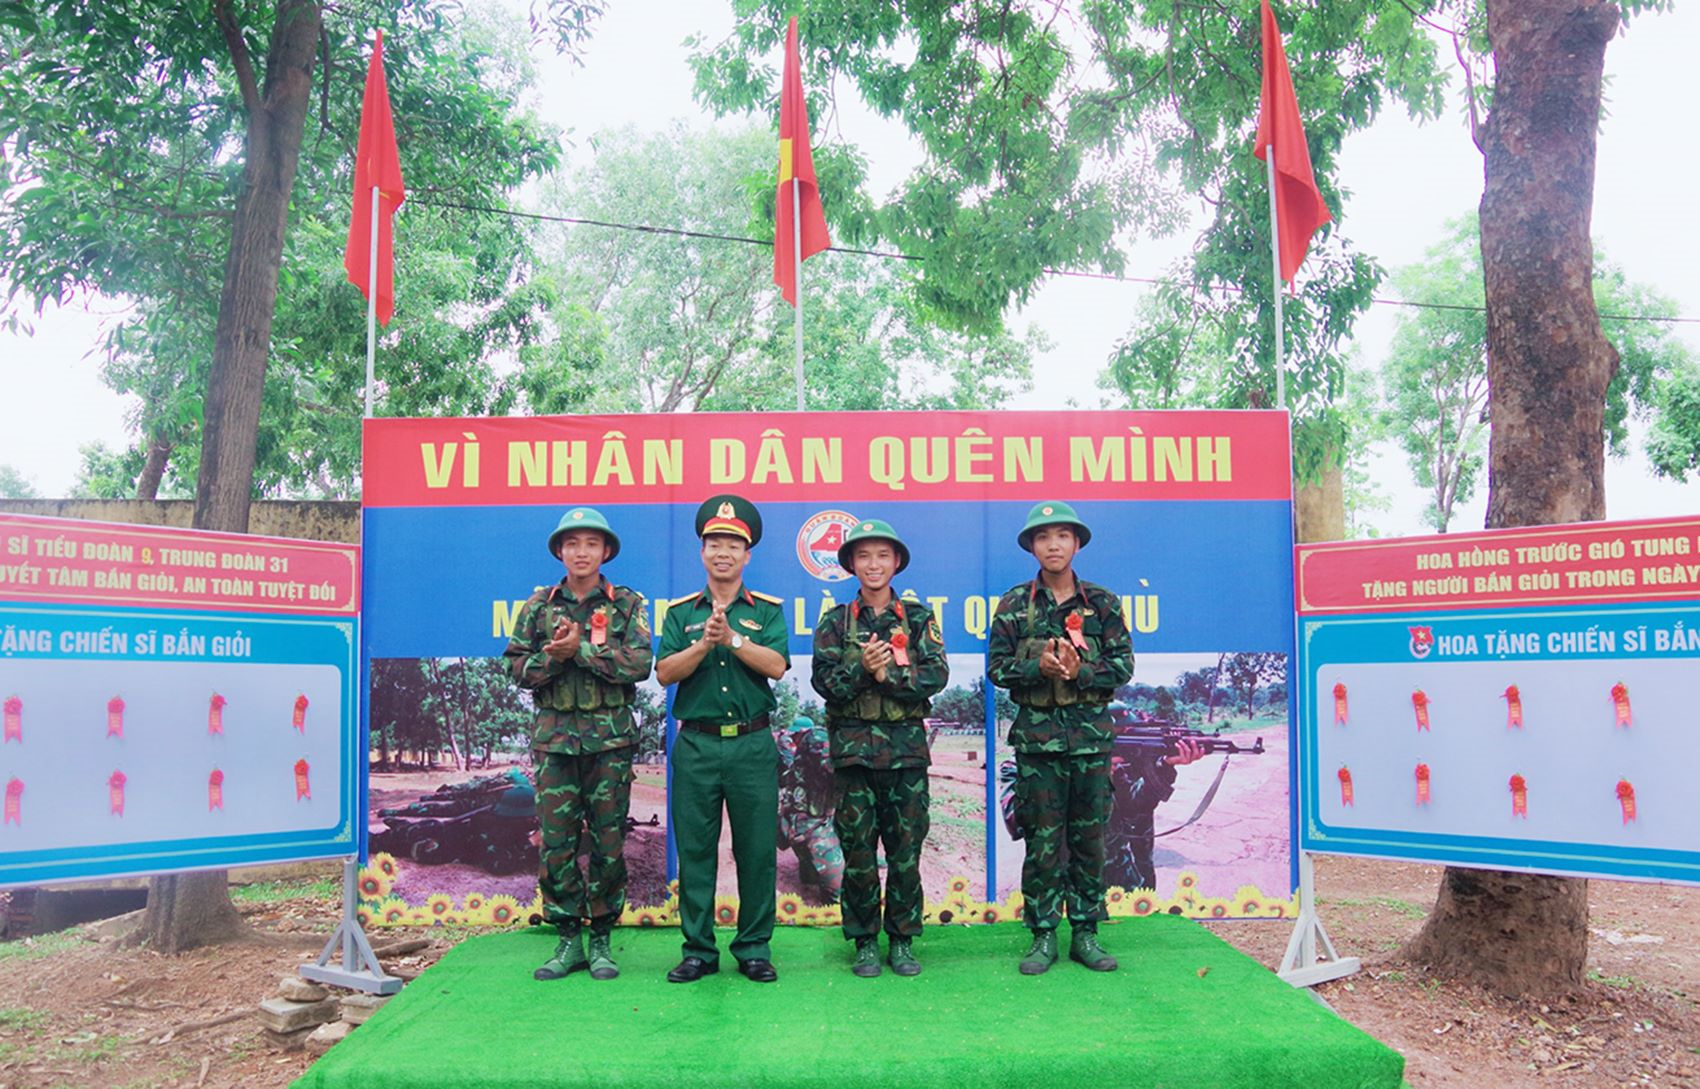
[1252,0,1330,285]
[774,16,829,306]
[344,29,407,325]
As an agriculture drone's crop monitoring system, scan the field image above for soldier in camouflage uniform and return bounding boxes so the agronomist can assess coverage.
[988,501,1132,975]
[777,716,844,902]
[812,519,947,978]
[503,506,653,982]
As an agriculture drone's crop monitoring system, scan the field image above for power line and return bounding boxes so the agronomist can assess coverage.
[411,198,1699,327]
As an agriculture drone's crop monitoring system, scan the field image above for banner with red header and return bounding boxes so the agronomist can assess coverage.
[0,514,361,886]
[1295,516,1700,886]
[358,410,1299,929]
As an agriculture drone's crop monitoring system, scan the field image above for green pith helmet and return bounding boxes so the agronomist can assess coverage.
[789,715,827,746]
[695,494,763,547]
[548,506,620,561]
[493,784,535,818]
[1017,501,1092,552]
[837,518,910,574]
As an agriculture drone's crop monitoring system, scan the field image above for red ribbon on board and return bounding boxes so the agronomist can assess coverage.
[1502,685,1523,729]
[1616,779,1636,825]
[292,694,309,733]
[1610,682,1631,728]
[1411,689,1431,731]
[208,693,227,735]
[1331,682,1348,725]
[106,696,126,738]
[108,769,128,816]
[3,777,21,825]
[208,768,225,812]
[1415,763,1431,806]
[1337,766,1353,807]
[294,759,311,801]
[1509,774,1528,818]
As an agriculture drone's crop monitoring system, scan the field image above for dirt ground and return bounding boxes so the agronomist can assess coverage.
[1,857,1695,1089]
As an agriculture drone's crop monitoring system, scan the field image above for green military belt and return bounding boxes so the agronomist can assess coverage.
[679,713,771,738]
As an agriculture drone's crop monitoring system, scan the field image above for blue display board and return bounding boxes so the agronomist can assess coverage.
[1296,517,1700,885]
[0,514,362,886]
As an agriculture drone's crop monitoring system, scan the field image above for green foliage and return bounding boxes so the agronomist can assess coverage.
[0,929,87,961]
[1377,214,1698,528]
[695,3,1448,482]
[0,464,38,498]
[1221,652,1286,717]
[0,1,598,498]
[369,657,533,768]
[1646,361,1700,481]
[1378,215,1490,533]
[526,125,1043,413]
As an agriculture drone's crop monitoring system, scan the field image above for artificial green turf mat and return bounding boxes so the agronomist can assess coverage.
[293,917,1402,1089]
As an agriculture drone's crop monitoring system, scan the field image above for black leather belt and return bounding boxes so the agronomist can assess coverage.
[680,713,771,738]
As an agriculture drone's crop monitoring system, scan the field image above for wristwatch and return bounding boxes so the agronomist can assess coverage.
[731,633,745,650]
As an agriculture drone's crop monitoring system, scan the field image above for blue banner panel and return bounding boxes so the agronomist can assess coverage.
[1296,518,1700,886]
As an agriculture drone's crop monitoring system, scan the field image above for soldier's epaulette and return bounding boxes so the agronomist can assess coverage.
[612,584,644,602]
[667,591,703,608]
[748,590,784,605]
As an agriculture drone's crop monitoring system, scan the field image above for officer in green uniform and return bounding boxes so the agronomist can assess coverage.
[656,495,790,983]
[988,501,1133,975]
[811,518,946,977]
[503,506,654,982]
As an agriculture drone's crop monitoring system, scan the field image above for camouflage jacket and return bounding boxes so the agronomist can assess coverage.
[987,574,1133,754]
[503,576,653,754]
[811,596,947,769]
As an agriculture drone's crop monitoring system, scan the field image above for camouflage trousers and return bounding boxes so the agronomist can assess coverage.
[834,766,929,939]
[788,815,845,901]
[1014,751,1111,930]
[535,746,634,931]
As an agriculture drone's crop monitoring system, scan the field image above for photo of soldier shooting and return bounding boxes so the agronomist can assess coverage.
[995,650,1290,908]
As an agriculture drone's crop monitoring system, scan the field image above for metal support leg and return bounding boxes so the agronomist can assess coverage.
[299,859,403,995]
[1277,851,1360,988]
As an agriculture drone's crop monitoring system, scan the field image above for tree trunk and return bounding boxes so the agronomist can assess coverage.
[1406,0,1620,997]
[134,436,172,500]
[145,0,323,955]
[1293,455,1345,544]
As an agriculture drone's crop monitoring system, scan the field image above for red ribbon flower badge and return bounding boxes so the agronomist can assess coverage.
[1501,685,1522,729]
[589,610,609,647]
[889,628,910,667]
[1411,689,1431,731]
[108,769,128,816]
[1610,682,1631,728]
[1332,682,1348,725]
[294,759,311,801]
[292,694,309,733]
[4,777,21,825]
[208,693,227,735]
[1064,612,1088,651]
[3,695,20,743]
[208,768,225,812]
[1508,774,1528,818]
[1616,780,1636,825]
[1415,763,1431,806]
[106,696,126,738]
[1337,766,1354,807]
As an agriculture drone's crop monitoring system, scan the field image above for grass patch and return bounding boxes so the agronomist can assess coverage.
[0,1006,49,1032]
[1328,896,1426,919]
[232,877,339,903]
[64,1032,126,1064]
[1587,969,1638,990]
[0,929,88,961]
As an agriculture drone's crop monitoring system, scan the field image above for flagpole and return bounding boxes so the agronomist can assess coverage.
[1265,149,1286,411]
[365,183,379,419]
[792,177,805,411]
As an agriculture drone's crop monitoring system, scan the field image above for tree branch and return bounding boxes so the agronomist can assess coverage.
[212,0,262,115]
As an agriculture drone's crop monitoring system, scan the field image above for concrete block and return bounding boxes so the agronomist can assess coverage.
[256,996,340,1035]
[340,993,392,1025]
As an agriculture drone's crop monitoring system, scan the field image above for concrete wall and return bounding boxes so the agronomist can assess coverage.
[0,499,359,543]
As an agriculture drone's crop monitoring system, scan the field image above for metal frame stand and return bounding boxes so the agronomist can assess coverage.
[299,859,402,994]
[1277,851,1359,987]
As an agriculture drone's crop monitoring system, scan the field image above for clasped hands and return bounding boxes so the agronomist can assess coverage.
[544,617,581,661]
[1037,637,1082,682]
[859,634,896,683]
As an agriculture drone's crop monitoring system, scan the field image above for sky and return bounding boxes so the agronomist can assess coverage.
[1,1,1696,535]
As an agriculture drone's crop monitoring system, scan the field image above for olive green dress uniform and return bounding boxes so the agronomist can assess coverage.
[659,519,790,968]
[987,505,1134,938]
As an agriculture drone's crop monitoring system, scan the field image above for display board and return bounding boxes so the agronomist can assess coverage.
[1295,516,1700,884]
[0,513,362,885]
[360,410,1297,927]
